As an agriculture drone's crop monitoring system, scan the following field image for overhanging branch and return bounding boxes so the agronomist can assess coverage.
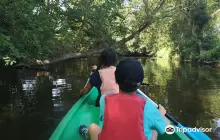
[116,0,166,45]
[210,9,220,17]
[152,0,166,14]
[117,20,152,44]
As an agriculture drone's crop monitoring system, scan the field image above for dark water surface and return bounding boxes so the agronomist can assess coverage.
[0,57,220,140]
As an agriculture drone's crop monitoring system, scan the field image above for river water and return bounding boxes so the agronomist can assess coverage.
[0,57,219,140]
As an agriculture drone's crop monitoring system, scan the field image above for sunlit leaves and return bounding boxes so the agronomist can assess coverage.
[169,0,220,61]
[0,0,63,61]
[3,56,16,66]
[1,0,219,63]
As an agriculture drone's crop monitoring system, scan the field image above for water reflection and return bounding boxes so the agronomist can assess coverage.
[52,88,61,97]
[1,58,220,140]
[51,77,73,112]
[140,58,220,139]
[52,81,64,112]
[214,119,220,138]
[53,79,66,86]
[22,79,37,91]
[0,66,86,139]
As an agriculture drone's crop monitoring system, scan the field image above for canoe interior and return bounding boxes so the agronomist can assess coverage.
[50,87,190,140]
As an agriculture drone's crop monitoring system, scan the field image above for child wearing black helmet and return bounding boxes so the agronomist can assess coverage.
[79,58,170,140]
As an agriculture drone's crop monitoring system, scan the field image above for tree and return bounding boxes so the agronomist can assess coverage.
[170,0,220,62]
[1,0,220,63]
[0,0,62,62]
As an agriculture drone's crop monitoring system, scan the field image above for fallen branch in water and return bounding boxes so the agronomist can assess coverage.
[49,48,105,64]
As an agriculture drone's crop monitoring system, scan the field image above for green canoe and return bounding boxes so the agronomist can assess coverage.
[49,87,190,140]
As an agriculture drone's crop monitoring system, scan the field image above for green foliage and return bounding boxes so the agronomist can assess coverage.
[3,56,16,66]
[1,0,220,63]
[200,47,220,61]
[169,0,220,62]
[0,0,62,61]
[0,33,18,58]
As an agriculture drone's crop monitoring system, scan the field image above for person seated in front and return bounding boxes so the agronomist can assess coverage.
[80,48,119,106]
[79,58,170,140]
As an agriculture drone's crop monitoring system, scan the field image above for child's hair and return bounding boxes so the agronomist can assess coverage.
[98,48,117,68]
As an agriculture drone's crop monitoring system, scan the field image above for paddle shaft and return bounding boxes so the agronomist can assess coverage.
[79,71,94,98]
[84,72,93,88]
[137,89,179,126]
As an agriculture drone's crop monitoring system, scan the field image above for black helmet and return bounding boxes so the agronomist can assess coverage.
[115,58,144,93]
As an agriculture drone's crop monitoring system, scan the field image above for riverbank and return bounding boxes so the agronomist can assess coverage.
[1,49,153,70]
[199,61,220,68]
[2,50,220,70]
[183,59,220,68]
[0,49,105,70]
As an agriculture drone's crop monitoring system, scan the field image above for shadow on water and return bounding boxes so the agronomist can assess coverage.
[0,57,220,140]
[0,58,96,140]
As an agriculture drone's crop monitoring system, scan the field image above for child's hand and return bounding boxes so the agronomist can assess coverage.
[79,89,85,96]
[92,65,97,71]
[158,104,166,116]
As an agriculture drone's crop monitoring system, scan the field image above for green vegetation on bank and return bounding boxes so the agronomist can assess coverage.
[0,0,220,64]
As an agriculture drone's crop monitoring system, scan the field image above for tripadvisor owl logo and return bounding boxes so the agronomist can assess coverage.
[165,125,175,135]
[165,125,212,135]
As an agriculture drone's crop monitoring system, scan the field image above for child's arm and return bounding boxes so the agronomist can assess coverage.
[158,104,170,126]
[143,101,168,135]
[151,106,168,134]
[99,95,106,123]
[80,83,92,95]
[80,71,101,95]
[99,93,115,124]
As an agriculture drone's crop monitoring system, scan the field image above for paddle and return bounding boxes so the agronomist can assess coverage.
[84,72,93,88]
[137,89,211,140]
[78,72,94,98]
[83,65,100,88]
[79,66,98,97]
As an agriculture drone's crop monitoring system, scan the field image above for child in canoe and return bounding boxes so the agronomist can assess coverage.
[79,58,170,140]
[80,48,119,107]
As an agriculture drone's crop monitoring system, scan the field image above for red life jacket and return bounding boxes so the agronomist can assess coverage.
[98,93,147,140]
